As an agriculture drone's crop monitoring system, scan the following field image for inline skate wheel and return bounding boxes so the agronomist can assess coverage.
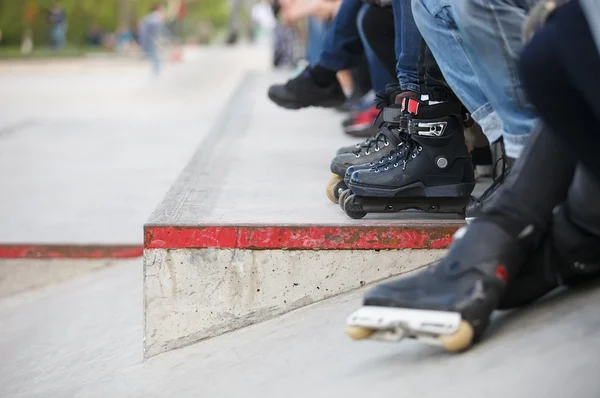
[439,320,474,352]
[346,325,375,340]
[338,189,352,210]
[343,194,367,220]
[326,174,344,204]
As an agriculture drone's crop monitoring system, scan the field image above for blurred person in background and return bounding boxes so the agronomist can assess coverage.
[139,3,167,75]
[268,0,397,137]
[272,0,301,68]
[86,24,105,47]
[115,23,136,54]
[227,0,254,44]
[278,0,341,65]
[47,1,67,49]
[251,0,277,41]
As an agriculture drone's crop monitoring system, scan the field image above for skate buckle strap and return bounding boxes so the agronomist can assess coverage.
[400,98,420,115]
[409,120,448,137]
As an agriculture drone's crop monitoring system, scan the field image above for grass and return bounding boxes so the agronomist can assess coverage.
[0,45,108,60]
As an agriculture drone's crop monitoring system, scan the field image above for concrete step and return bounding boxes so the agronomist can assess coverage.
[143,72,491,358]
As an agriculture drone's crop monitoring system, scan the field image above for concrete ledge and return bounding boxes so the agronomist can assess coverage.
[145,224,459,250]
[0,244,143,259]
[143,247,444,358]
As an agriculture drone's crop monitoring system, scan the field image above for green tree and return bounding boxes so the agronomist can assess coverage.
[0,0,229,46]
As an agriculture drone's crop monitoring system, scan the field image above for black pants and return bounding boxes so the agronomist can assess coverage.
[360,5,397,81]
[520,0,600,182]
[362,5,458,103]
[418,40,459,103]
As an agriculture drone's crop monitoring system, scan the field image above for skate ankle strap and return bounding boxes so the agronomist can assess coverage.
[408,120,449,137]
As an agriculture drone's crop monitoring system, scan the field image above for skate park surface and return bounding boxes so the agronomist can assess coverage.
[2,259,600,398]
[3,44,600,397]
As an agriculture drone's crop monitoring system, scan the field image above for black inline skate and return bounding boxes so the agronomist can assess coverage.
[325,88,419,203]
[345,205,600,351]
[341,100,475,219]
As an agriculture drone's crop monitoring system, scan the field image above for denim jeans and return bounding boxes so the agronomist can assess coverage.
[320,0,415,93]
[319,0,366,71]
[50,23,67,49]
[306,17,328,66]
[357,4,395,93]
[451,0,540,158]
[143,43,161,75]
[412,0,503,147]
[391,0,421,93]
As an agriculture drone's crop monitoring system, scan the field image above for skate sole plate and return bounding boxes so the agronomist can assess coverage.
[346,306,473,352]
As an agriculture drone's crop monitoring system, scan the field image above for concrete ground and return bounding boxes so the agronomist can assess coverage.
[2,259,599,398]
[4,43,597,398]
[0,45,270,245]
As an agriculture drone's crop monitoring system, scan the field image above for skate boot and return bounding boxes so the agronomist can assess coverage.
[341,100,475,219]
[325,90,419,203]
[465,140,515,223]
[268,66,346,110]
[345,208,600,351]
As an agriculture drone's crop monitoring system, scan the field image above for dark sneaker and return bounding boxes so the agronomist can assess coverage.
[342,104,381,137]
[267,67,346,109]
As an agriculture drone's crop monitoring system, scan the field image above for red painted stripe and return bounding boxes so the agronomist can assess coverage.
[0,245,143,259]
[144,225,459,250]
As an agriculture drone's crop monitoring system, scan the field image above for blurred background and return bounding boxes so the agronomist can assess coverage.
[0,0,355,293]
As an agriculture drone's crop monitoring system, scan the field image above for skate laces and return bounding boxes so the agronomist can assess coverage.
[352,130,392,157]
[475,156,510,204]
[372,133,421,173]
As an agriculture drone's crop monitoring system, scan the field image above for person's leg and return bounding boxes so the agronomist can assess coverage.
[484,123,575,234]
[357,4,396,92]
[452,0,538,159]
[268,0,366,109]
[520,0,600,180]
[419,42,458,103]
[411,0,503,145]
[306,17,328,66]
[318,0,367,71]
[391,0,421,94]
[227,0,242,43]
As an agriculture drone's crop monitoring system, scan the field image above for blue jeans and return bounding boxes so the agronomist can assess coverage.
[306,17,328,66]
[50,23,67,49]
[452,0,539,158]
[143,43,160,75]
[319,0,365,71]
[412,0,503,146]
[357,4,395,93]
[319,0,416,93]
[391,0,421,93]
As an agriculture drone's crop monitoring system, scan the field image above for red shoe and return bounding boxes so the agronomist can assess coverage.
[342,104,381,137]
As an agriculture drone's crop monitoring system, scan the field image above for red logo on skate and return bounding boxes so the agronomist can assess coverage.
[495,265,508,283]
